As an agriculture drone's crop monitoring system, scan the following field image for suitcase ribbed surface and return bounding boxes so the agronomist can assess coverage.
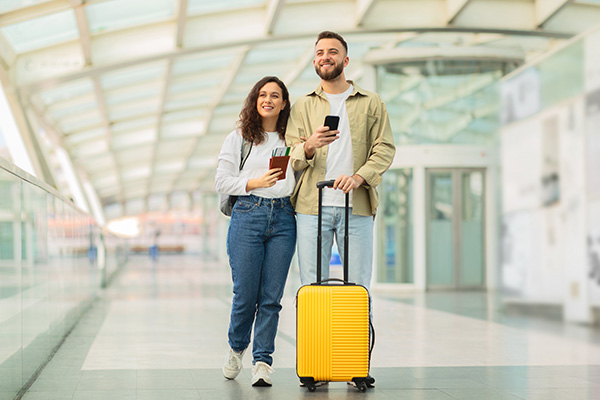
[296,285,369,382]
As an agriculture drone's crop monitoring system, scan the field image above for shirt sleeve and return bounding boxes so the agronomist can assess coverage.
[355,98,396,188]
[214,130,250,196]
[286,101,315,171]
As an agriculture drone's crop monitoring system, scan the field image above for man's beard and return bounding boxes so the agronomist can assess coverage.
[315,61,344,81]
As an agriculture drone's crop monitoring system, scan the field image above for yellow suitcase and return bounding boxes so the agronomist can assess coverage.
[296,181,373,392]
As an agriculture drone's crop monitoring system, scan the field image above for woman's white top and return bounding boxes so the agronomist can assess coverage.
[215,129,295,199]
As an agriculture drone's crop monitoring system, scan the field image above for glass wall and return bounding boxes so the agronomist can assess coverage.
[0,169,22,399]
[539,41,585,110]
[377,64,501,146]
[499,28,594,311]
[377,168,414,284]
[0,161,127,398]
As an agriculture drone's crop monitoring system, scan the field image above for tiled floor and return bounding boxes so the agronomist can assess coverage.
[22,255,600,399]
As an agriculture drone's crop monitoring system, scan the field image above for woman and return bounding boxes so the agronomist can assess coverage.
[214,76,296,387]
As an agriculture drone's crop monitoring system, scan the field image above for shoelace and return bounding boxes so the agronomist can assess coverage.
[226,353,241,368]
[253,363,274,374]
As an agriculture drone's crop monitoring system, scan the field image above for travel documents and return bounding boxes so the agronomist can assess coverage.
[269,146,290,180]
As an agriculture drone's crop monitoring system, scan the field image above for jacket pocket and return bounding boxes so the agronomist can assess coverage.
[354,112,378,143]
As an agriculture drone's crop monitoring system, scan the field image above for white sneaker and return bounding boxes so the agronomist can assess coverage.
[223,348,245,380]
[251,361,273,386]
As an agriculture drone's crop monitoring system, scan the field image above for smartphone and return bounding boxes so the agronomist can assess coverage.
[324,115,340,135]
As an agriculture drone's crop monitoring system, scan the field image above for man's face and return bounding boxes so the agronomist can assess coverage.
[313,38,348,81]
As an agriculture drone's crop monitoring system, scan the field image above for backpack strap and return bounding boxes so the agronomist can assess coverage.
[239,139,252,170]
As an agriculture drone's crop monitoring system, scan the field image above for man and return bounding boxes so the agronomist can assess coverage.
[286,30,395,291]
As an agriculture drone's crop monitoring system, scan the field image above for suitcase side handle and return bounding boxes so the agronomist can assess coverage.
[316,180,350,283]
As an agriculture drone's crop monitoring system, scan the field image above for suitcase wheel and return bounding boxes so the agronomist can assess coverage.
[300,377,316,392]
[366,375,375,388]
[351,378,370,392]
[356,381,367,392]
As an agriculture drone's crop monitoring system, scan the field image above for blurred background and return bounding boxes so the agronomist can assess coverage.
[1,0,600,397]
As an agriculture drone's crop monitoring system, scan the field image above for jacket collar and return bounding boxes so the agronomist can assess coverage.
[309,80,366,99]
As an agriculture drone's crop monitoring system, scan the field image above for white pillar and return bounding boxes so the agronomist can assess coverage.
[413,166,427,290]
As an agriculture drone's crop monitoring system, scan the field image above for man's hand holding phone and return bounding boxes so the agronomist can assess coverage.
[304,115,340,159]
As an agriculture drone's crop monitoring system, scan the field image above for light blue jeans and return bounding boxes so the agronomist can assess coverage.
[296,208,374,290]
[226,195,296,366]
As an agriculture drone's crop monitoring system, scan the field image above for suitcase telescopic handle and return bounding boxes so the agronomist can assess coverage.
[316,180,349,284]
[311,278,355,286]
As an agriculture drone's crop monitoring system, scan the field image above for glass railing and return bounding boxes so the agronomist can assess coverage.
[0,158,127,398]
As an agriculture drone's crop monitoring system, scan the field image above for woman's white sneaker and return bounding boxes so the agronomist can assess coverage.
[223,348,245,380]
[251,361,273,386]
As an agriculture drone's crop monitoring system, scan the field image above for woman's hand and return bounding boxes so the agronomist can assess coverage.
[246,169,282,191]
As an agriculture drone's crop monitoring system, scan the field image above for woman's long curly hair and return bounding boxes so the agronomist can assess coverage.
[237,76,290,145]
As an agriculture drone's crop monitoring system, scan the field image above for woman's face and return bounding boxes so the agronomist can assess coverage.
[256,82,286,124]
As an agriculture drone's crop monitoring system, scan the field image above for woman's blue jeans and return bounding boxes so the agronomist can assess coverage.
[226,195,296,366]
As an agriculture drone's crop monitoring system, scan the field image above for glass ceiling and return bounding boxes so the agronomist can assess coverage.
[1,0,598,219]
[1,9,78,53]
[87,0,175,34]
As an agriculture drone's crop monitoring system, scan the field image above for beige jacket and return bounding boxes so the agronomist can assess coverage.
[286,81,396,216]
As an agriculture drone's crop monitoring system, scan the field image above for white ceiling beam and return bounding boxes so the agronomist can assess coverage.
[203,47,248,137]
[176,0,189,48]
[145,60,174,211]
[0,65,48,178]
[72,2,92,66]
[265,0,285,35]
[283,46,314,86]
[0,0,71,26]
[364,46,525,65]
[24,100,66,148]
[174,46,248,190]
[356,0,379,27]
[0,33,15,69]
[75,104,207,128]
[93,79,110,141]
[536,0,572,28]
[17,26,572,95]
[471,33,504,46]
[446,0,472,25]
[93,77,124,204]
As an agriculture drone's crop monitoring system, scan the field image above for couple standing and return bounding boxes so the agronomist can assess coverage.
[214,31,396,387]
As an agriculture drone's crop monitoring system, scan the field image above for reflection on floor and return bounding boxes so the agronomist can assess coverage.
[22,255,600,400]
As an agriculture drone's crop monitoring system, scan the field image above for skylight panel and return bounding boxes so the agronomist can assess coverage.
[169,78,220,94]
[104,84,162,107]
[187,0,265,16]
[245,45,306,64]
[172,53,236,76]
[86,0,175,34]
[0,0,54,14]
[112,129,156,149]
[1,9,78,53]
[39,79,95,105]
[101,63,166,90]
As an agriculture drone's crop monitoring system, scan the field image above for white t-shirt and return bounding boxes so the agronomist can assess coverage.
[323,84,354,207]
[215,129,295,199]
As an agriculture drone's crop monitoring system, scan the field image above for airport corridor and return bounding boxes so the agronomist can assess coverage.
[20,255,600,400]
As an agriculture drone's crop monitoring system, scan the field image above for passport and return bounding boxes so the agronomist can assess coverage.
[269,155,290,180]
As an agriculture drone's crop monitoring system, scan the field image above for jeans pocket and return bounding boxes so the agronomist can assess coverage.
[234,198,257,213]
[283,203,296,216]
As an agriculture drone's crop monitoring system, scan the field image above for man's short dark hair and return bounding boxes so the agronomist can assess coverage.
[315,31,348,54]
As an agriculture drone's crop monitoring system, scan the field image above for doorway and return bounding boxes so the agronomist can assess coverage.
[426,168,486,289]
